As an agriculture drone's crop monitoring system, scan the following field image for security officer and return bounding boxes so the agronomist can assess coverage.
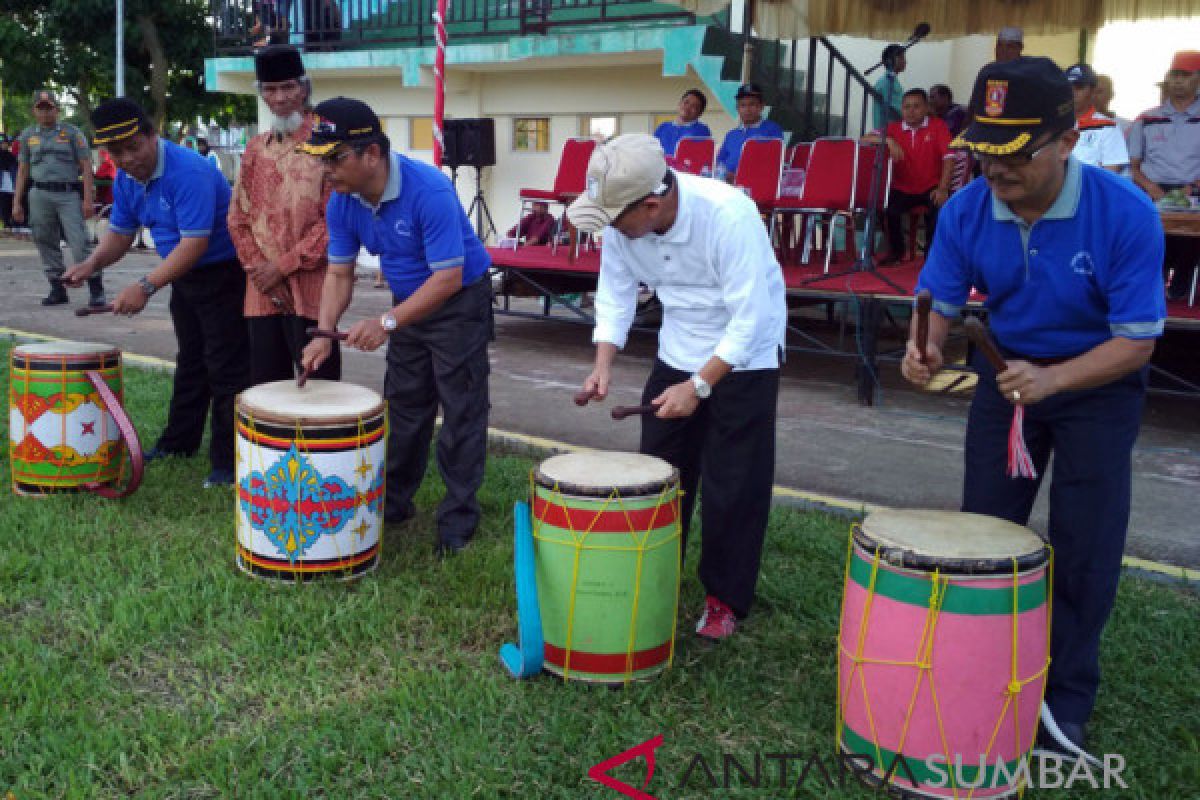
[903,58,1165,764]
[13,89,103,307]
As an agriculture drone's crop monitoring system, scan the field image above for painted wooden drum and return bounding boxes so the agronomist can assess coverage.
[532,451,682,683]
[9,341,129,495]
[235,380,386,582]
[837,510,1051,799]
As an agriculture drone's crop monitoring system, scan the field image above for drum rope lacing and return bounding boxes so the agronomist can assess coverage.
[836,538,1054,799]
[530,472,683,684]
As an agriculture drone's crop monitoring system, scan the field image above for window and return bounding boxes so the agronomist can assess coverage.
[410,117,433,151]
[653,113,675,129]
[514,117,550,152]
[581,115,618,141]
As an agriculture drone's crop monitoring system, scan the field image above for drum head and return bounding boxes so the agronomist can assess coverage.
[535,451,677,497]
[238,380,384,425]
[857,509,1048,575]
[13,341,117,357]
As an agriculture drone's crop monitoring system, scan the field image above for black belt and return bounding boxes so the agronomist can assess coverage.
[33,181,83,193]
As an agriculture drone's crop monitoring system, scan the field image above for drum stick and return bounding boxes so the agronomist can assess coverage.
[573,387,598,406]
[610,403,660,420]
[305,326,348,342]
[915,290,931,363]
[75,304,115,317]
[963,317,1008,373]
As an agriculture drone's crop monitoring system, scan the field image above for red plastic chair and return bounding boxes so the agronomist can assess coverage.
[769,137,858,270]
[786,142,811,169]
[670,137,715,175]
[516,137,597,251]
[732,137,784,213]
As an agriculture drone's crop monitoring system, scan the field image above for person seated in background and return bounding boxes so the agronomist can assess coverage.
[994,26,1023,62]
[93,149,116,211]
[1128,50,1200,298]
[715,83,784,180]
[1094,74,1133,136]
[929,84,966,136]
[505,200,558,246]
[872,45,906,131]
[654,89,712,158]
[1066,63,1129,172]
[863,88,952,264]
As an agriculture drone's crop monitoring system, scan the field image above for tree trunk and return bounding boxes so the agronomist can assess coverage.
[137,14,168,132]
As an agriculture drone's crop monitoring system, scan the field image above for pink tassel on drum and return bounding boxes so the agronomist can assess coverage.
[1007,406,1037,479]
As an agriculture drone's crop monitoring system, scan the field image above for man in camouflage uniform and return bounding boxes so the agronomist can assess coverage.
[13,89,103,306]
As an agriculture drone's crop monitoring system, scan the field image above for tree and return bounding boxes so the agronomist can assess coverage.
[0,0,254,135]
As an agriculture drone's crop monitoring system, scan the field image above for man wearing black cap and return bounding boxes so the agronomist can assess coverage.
[1065,63,1129,172]
[229,44,339,386]
[298,97,492,556]
[63,98,250,489]
[902,58,1165,763]
[714,83,784,180]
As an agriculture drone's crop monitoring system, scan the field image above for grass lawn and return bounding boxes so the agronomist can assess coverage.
[1,338,1198,799]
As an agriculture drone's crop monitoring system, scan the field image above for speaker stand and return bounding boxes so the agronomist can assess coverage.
[466,166,498,244]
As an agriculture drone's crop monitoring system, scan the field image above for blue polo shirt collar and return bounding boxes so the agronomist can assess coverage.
[137,138,167,186]
[991,155,1083,223]
[352,151,402,211]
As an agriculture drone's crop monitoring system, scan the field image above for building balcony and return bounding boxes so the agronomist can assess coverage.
[210,0,699,57]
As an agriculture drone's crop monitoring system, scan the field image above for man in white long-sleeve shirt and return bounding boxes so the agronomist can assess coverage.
[568,134,787,641]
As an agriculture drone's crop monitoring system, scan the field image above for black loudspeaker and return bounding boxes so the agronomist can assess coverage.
[443,118,496,169]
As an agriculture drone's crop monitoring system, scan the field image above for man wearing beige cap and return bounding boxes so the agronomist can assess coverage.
[570,133,787,641]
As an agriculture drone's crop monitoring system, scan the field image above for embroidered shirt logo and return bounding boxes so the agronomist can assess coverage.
[985,80,1008,117]
[586,176,601,201]
[393,219,412,237]
[1071,251,1096,277]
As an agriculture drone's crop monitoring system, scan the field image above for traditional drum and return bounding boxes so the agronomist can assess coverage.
[837,510,1051,799]
[532,451,682,683]
[9,340,141,497]
[235,380,386,582]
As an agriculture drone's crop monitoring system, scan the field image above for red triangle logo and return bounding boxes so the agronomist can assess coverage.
[587,735,664,800]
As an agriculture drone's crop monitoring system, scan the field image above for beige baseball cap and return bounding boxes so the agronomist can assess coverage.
[567,134,669,234]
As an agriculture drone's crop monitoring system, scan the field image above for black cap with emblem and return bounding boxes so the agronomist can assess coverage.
[952,56,1075,156]
[92,98,152,145]
[297,96,382,156]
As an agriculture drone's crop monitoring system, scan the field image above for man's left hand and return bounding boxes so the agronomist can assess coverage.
[932,187,950,207]
[345,317,390,352]
[652,380,701,419]
[249,263,285,294]
[112,284,149,316]
[996,360,1058,406]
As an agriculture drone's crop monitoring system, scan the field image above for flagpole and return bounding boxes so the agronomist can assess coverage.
[432,0,447,167]
[116,0,125,96]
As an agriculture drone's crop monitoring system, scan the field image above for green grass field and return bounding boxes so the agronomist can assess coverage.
[1,338,1197,799]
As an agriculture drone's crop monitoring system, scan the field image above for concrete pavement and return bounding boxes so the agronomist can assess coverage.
[1,236,1197,570]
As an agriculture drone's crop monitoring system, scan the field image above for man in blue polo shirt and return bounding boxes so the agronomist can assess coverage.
[298,97,491,555]
[653,89,712,157]
[902,58,1165,765]
[63,98,250,488]
[715,83,784,180]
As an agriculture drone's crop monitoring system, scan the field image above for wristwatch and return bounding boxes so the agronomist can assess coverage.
[380,310,398,332]
[138,276,158,297]
[690,374,712,399]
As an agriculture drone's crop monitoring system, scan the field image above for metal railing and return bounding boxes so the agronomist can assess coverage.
[211,0,695,56]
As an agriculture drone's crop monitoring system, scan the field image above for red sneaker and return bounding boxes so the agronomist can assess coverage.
[695,595,737,641]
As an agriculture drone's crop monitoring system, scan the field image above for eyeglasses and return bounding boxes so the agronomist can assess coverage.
[976,136,1060,169]
[320,147,354,166]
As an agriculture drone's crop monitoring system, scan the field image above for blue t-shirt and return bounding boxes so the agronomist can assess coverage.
[872,73,904,131]
[917,158,1166,357]
[653,120,712,156]
[716,120,785,175]
[327,152,490,300]
[109,139,237,265]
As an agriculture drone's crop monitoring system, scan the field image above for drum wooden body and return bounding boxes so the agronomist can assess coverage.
[532,451,682,683]
[235,380,386,582]
[837,510,1051,799]
[9,341,124,495]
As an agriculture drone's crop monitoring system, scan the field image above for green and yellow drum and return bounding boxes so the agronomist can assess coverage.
[532,451,682,683]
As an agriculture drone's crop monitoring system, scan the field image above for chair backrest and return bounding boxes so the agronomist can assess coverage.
[552,138,598,195]
[787,142,812,169]
[853,142,892,211]
[733,137,784,206]
[792,137,858,211]
[672,137,715,175]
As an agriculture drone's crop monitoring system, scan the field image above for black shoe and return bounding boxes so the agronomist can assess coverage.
[41,284,68,306]
[384,506,415,525]
[434,535,470,557]
[87,276,106,307]
[1033,703,1098,766]
[203,468,236,489]
[143,445,195,462]
[877,253,902,267]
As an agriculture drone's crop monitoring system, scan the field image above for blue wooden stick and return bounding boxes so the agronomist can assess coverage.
[500,501,544,678]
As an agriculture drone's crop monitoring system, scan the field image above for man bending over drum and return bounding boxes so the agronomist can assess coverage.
[298,97,492,556]
[902,58,1165,763]
[64,98,250,489]
[570,134,787,641]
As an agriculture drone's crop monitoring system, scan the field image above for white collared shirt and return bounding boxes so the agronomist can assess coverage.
[593,172,788,372]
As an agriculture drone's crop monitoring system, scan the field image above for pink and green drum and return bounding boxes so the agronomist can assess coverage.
[9,341,141,497]
[235,380,387,582]
[837,510,1052,799]
[532,451,682,683]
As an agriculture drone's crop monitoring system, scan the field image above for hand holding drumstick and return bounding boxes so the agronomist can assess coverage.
[901,289,946,386]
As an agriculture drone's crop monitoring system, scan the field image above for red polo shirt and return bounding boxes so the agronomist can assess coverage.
[886,116,951,194]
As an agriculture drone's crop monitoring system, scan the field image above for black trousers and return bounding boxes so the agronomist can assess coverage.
[963,349,1147,726]
[384,278,492,542]
[156,259,250,473]
[247,314,341,386]
[639,359,779,618]
[886,188,939,257]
